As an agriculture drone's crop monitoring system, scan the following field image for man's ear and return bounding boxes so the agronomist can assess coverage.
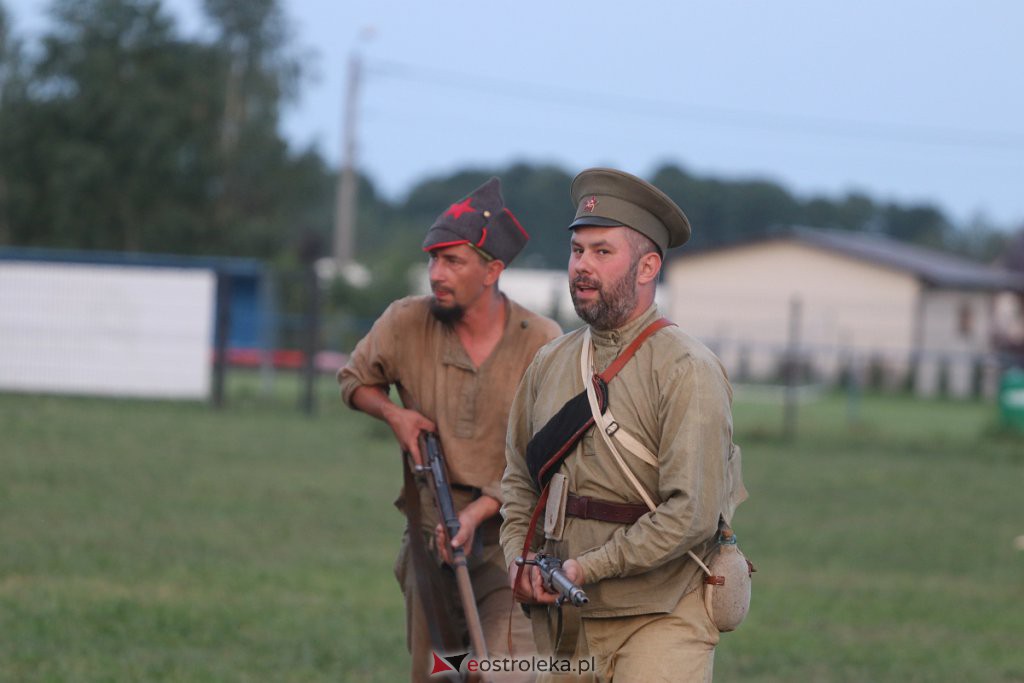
[636,252,662,286]
[483,259,505,287]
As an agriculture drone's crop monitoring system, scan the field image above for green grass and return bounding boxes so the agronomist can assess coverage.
[1,375,1023,682]
[727,390,1024,682]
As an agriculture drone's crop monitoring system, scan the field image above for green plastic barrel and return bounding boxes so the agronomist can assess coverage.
[999,367,1024,431]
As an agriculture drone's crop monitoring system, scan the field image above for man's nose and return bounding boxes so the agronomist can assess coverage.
[570,251,592,276]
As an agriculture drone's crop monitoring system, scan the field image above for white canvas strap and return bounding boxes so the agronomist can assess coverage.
[579,329,658,468]
[579,328,711,577]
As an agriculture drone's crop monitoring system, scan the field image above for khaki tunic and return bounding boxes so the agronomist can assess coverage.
[339,294,561,682]
[501,304,734,618]
[338,294,562,500]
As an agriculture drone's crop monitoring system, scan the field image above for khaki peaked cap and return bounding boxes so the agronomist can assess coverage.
[568,168,691,253]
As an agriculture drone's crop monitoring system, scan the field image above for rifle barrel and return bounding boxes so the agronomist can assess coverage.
[516,554,589,607]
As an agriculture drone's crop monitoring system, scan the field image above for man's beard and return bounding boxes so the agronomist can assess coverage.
[570,261,639,331]
[429,297,466,326]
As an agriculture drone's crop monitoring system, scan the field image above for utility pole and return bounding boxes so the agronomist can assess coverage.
[211,271,232,410]
[333,53,362,266]
[783,295,803,440]
[298,231,323,416]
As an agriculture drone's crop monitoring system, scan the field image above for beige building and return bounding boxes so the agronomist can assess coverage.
[665,228,1024,398]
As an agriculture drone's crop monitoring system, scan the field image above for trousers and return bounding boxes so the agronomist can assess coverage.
[534,586,719,683]
[396,523,537,683]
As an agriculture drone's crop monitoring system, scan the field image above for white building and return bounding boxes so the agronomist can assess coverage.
[664,228,1024,398]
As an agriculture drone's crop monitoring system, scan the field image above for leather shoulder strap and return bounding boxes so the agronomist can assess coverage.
[514,318,677,592]
[598,317,675,383]
[524,317,674,490]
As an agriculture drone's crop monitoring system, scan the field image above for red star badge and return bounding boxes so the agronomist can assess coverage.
[444,198,475,220]
[583,196,598,213]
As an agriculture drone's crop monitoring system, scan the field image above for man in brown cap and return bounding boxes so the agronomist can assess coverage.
[501,169,745,682]
[338,177,561,682]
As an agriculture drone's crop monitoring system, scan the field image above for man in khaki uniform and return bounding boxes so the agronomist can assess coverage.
[339,178,561,682]
[501,168,738,682]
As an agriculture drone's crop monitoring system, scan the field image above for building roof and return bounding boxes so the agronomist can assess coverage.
[674,227,1024,292]
[0,246,265,278]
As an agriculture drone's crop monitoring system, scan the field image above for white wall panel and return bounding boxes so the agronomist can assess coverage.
[0,263,215,398]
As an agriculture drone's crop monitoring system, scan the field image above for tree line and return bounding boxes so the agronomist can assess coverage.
[0,0,333,261]
[1,0,1017,293]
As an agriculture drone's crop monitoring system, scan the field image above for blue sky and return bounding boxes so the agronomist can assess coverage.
[6,0,1024,227]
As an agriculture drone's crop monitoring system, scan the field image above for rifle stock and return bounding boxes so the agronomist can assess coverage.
[417,432,490,666]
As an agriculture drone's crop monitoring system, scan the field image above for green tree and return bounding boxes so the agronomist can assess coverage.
[652,164,800,248]
[200,0,325,257]
[949,212,1010,262]
[0,0,27,244]
[798,192,878,232]
[500,163,575,268]
[879,203,951,248]
[1,0,223,251]
[0,2,20,103]
[0,0,334,259]
[833,192,877,232]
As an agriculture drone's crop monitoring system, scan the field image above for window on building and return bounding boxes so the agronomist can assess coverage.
[958,302,974,339]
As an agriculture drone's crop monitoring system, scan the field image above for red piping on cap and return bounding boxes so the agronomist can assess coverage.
[423,239,470,252]
[504,208,529,238]
[475,227,487,248]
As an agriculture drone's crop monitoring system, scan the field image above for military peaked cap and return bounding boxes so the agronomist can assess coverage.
[569,168,691,253]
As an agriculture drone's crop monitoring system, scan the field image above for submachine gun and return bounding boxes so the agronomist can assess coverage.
[515,553,589,607]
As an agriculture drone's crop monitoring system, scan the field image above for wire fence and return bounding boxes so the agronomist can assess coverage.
[4,255,1022,414]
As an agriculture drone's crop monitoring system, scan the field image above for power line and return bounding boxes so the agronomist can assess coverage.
[367,59,1024,153]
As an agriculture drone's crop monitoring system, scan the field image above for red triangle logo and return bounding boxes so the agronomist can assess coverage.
[430,652,456,675]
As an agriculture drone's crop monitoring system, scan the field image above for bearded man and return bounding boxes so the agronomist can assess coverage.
[500,168,742,682]
[339,177,561,682]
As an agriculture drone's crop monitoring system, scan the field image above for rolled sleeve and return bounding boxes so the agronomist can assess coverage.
[500,362,543,569]
[337,303,402,407]
[481,481,504,506]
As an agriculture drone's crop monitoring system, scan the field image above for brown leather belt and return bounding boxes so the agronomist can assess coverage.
[565,493,649,524]
[451,482,482,497]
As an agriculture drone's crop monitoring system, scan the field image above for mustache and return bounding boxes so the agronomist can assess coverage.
[431,283,454,296]
[571,276,601,290]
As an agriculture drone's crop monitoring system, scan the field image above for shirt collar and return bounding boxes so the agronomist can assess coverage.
[441,294,513,370]
[590,303,660,348]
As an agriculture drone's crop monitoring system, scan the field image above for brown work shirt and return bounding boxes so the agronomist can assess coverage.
[338,294,561,501]
[501,304,740,617]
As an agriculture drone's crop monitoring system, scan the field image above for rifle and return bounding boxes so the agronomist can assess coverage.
[415,432,489,663]
[515,553,589,607]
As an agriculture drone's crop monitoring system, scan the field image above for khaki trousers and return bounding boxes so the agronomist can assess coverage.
[396,526,537,683]
[536,586,719,683]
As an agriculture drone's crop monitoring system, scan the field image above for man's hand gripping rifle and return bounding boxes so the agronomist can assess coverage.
[515,553,589,607]
[414,432,489,662]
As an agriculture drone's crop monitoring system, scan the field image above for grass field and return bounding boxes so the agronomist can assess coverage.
[2,374,1023,682]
